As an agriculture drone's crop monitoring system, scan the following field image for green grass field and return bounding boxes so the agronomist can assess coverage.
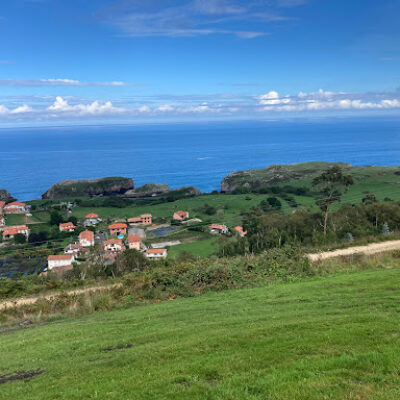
[167,237,219,257]
[1,267,400,400]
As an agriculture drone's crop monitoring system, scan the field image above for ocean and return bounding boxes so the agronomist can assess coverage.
[1,118,400,201]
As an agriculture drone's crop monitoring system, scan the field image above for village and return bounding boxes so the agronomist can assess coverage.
[0,200,247,276]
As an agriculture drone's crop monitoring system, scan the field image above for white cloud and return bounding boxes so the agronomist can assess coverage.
[47,96,126,116]
[0,79,135,87]
[258,91,291,105]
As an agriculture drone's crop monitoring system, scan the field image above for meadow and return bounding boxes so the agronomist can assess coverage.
[1,265,400,399]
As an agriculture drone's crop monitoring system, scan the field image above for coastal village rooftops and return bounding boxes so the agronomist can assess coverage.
[146,249,166,254]
[104,239,124,246]
[60,222,76,231]
[2,226,29,236]
[128,217,142,223]
[79,230,94,241]
[141,214,152,218]
[5,202,26,208]
[85,213,99,219]
[209,224,227,230]
[0,201,5,209]
[234,226,247,236]
[48,254,75,262]
[128,234,141,243]
[109,223,128,229]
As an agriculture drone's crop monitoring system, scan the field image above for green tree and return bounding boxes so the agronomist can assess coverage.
[14,233,27,244]
[312,166,353,236]
[50,210,64,226]
[114,249,148,276]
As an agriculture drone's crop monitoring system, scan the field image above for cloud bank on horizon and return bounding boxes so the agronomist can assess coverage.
[1,0,400,124]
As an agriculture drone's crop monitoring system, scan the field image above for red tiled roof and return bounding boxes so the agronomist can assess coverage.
[146,249,166,254]
[3,229,19,236]
[65,243,80,251]
[48,254,74,261]
[209,224,227,230]
[5,202,26,208]
[104,239,124,246]
[60,222,75,229]
[109,223,127,229]
[128,234,141,243]
[85,213,99,219]
[2,226,29,236]
[141,214,152,218]
[80,230,94,241]
[235,226,247,235]
[0,201,5,209]
[128,217,142,223]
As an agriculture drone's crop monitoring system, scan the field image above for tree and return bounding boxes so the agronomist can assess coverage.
[14,233,26,244]
[362,193,378,204]
[113,249,148,276]
[50,210,64,226]
[312,166,353,236]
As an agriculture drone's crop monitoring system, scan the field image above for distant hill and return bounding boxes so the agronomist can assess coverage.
[221,162,400,194]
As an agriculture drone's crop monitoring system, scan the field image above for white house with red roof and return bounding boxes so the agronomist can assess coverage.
[2,225,30,240]
[127,234,142,251]
[173,210,189,222]
[59,222,76,233]
[84,213,100,226]
[104,239,125,253]
[109,223,127,236]
[145,249,167,259]
[48,254,75,270]
[234,226,247,237]
[79,230,95,247]
[209,224,229,235]
[3,202,27,214]
[64,243,81,256]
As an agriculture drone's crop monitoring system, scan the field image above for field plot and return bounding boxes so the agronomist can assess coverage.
[1,267,400,400]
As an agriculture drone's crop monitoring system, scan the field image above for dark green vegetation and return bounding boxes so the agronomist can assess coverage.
[1,264,400,399]
[41,177,134,199]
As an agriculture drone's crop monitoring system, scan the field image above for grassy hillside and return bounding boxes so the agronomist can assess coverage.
[1,267,400,399]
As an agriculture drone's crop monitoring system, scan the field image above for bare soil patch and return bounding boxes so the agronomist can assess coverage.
[0,369,44,385]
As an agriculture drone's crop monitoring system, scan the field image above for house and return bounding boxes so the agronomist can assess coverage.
[0,201,5,214]
[64,243,81,256]
[127,234,142,251]
[3,202,26,214]
[173,211,189,222]
[209,224,229,235]
[59,222,76,233]
[109,223,127,236]
[234,226,247,237]
[128,214,152,226]
[0,216,5,228]
[145,249,167,259]
[103,239,125,253]
[84,213,100,226]
[79,230,95,247]
[48,254,75,270]
[2,226,30,240]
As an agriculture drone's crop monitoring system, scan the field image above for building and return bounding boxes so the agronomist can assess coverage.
[79,230,95,247]
[2,226,30,240]
[0,201,5,215]
[59,222,76,233]
[84,213,100,226]
[109,223,127,236]
[128,214,152,226]
[173,211,189,222]
[145,249,167,259]
[0,216,5,228]
[127,234,142,251]
[3,202,26,214]
[234,226,247,237]
[103,239,125,253]
[64,243,81,256]
[47,254,75,270]
[209,224,229,235]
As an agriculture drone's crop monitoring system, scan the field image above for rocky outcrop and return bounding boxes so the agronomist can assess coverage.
[0,189,16,203]
[123,183,170,198]
[221,162,351,193]
[42,177,134,199]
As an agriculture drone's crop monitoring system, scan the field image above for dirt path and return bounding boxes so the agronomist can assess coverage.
[0,284,120,311]
[307,240,400,262]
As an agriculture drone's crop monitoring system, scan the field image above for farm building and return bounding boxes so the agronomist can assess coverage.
[209,224,229,235]
[109,223,128,236]
[173,211,189,222]
[59,222,76,232]
[79,230,95,247]
[145,249,167,259]
[3,202,26,214]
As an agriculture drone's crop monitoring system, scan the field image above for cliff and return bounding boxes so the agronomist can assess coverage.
[221,162,352,192]
[123,183,170,198]
[0,189,16,203]
[42,177,134,199]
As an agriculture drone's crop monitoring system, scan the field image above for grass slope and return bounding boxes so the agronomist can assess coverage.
[1,267,400,399]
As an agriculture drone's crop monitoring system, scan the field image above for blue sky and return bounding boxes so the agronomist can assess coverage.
[1,0,400,125]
